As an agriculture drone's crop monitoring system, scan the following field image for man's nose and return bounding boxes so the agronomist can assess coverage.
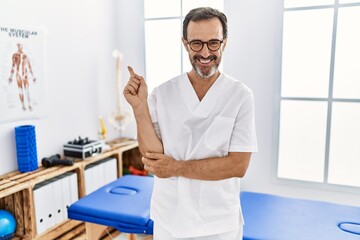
[198,43,211,57]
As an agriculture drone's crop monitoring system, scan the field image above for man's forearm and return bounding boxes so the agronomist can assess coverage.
[133,102,163,155]
[175,152,251,181]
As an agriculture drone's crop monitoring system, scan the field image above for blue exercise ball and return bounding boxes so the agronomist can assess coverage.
[0,210,16,239]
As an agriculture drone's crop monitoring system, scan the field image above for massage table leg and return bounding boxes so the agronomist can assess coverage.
[85,222,105,240]
[85,222,139,240]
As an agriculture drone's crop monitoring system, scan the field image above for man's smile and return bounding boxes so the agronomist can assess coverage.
[195,55,217,65]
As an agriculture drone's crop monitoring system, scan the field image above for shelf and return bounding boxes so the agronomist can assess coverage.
[0,139,139,240]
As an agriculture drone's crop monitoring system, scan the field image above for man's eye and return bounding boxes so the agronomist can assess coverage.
[191,42,202,47]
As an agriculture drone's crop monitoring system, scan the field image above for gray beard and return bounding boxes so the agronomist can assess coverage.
[193,64,218,78]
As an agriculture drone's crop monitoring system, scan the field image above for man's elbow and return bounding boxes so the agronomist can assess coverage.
[138,145,163,156]
[235,167,248,178]
[233,156,251,178]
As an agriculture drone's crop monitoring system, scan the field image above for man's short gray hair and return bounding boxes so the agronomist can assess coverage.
[183,7,228,40]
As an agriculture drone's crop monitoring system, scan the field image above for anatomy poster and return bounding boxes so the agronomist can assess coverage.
[0,26,46,123]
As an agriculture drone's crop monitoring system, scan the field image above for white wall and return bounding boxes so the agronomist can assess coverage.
[1,0,358,207]
[0,0,120,175]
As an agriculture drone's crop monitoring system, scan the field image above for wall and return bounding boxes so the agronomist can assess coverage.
[0,0,121,175]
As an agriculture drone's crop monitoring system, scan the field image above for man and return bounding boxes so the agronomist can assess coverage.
[124,7,257,240]
[8,43,37,111]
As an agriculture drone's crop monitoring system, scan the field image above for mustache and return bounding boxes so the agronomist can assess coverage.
[194,55,217,61]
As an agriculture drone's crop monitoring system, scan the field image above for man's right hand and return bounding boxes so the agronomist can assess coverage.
[8,77,12,84]
[123,66,148,108]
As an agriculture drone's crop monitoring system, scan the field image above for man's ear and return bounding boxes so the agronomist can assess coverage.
[182,37,189,52]
[222,38,227,51]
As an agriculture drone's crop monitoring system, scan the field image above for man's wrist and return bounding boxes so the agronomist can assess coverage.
[133,101,149,117]
[174,160,186,178]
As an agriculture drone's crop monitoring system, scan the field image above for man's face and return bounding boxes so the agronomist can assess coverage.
[183,18,226,78]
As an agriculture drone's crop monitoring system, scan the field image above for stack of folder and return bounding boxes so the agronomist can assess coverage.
[33,172,78,235]
[84,157,117,195]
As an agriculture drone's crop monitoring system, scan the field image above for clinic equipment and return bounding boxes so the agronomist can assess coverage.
[0,210,16,240]
[41,154,73,168]
[68,175,153,238]
[241,191,360,240]
[67,177,360,239]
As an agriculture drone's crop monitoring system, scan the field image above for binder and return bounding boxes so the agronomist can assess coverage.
[51,177,64,225]
[69,172,79,204]
[42,181,55,231]
[104,158,117,184]
[93,162,104,191]
[60,173,72,219]
[84,158,118,195]
[33,182,47,235]
[84,165,95,195]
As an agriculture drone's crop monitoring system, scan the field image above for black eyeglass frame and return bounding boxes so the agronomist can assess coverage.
[186,39,224,52]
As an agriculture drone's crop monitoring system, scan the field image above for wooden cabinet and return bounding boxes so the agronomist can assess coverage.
[0,139,140,240]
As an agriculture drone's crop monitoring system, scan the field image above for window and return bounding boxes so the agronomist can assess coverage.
[278,0,360,187]
[144,0,224,92]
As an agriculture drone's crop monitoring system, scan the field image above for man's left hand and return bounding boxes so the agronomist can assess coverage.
[142,153,178,178]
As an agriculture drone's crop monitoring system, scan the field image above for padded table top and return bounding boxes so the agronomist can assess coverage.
[68,175,154,234]
[241,191,360,240]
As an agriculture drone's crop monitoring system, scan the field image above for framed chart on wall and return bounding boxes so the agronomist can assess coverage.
[0,26,47,123]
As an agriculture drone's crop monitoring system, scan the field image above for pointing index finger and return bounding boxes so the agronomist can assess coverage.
[127,66,135,77]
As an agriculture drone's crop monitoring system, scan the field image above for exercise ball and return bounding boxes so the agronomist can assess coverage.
[0,210,16,239]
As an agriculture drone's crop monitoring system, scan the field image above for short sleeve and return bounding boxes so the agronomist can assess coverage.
[229,91,258,152]
[148,87,162,139]
[148,88,158,123]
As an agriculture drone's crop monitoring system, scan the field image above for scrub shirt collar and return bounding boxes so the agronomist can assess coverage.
[180,72,226,118]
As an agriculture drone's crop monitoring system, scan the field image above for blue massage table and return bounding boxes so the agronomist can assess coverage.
[68,175,360,240]
[241,191,360,240]
[68,175,154,240]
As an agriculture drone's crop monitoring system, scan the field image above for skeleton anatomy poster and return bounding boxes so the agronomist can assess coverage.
[0,26,46,123]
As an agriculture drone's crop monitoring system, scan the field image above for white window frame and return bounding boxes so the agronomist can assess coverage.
[275,0,360,192]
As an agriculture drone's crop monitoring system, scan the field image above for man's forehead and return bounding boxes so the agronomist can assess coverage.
[187,18,223,40]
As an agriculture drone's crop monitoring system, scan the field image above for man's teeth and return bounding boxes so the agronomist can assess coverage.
[199,58,211,64]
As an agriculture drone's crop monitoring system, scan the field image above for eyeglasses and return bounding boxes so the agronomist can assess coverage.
[186,39,224,52]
